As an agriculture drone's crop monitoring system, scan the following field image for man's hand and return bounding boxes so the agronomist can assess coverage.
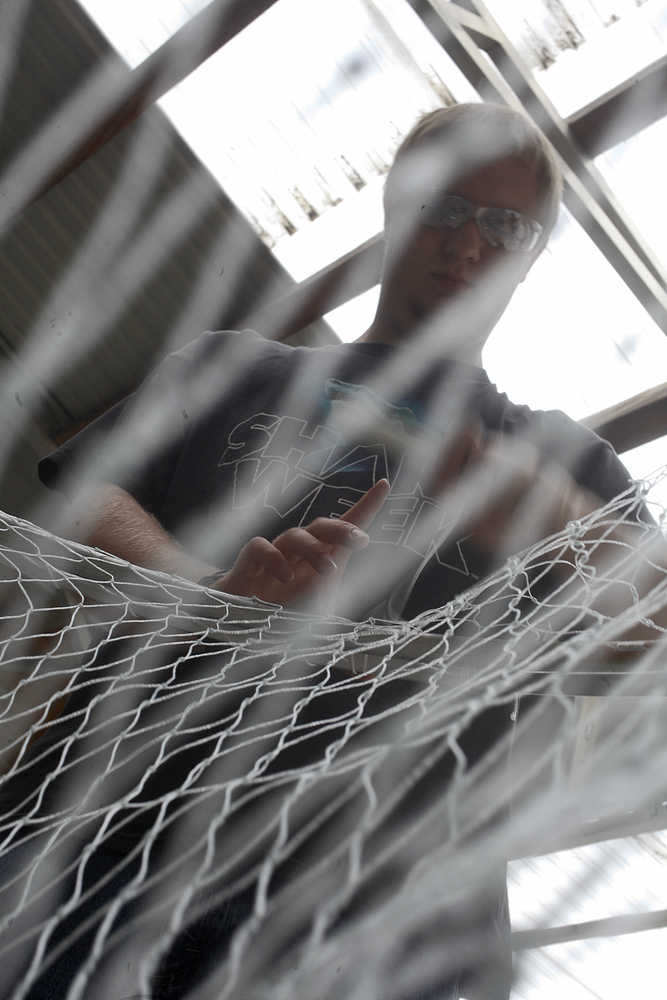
[430,428,666,654]
[462,436,598,559]
[429,426,599,562]
[214,479,390,609]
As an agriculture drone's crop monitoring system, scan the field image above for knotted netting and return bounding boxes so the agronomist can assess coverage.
[1,472,666,1000]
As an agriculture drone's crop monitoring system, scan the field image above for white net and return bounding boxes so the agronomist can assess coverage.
[1,474,666,1000]
[2,5,667,999]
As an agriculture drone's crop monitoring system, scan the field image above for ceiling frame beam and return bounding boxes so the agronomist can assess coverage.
[512,906,667,951]
[242,234,385,345]
[582,380,667,454]
[511,805,667,862]
[569,53,667,159]
[438,1,499,48]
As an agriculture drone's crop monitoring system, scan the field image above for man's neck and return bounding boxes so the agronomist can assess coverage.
[355,316,400,348]
[355,318,484,368]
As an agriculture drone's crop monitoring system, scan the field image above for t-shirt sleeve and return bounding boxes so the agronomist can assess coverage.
[38,395,187,518]
[37,334,218,518]
[576,438,634,502]
[544,411,652,523]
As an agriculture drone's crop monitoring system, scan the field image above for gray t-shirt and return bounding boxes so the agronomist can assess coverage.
[40,328,639,618]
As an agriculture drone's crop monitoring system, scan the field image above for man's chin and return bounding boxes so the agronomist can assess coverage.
[416,281,471,321]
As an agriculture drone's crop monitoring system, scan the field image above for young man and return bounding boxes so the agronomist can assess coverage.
[36,103,652,1000]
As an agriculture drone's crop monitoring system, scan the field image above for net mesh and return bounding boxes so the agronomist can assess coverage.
[1,473,666,1000]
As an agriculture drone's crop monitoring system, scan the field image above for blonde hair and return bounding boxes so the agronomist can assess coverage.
[384,103,562,251]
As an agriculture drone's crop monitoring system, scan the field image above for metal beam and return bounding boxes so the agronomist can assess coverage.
[511,807,667,863]
[439,1,499,49]
[240,233,385,343]
[404,0,667,337]
[1,0,279,225]
[512,906,667,950]
[406,0,498,100]
[583,381,667,454]
[569,53,667,159]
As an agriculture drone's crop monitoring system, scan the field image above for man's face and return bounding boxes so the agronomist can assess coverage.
[381,154,545,352]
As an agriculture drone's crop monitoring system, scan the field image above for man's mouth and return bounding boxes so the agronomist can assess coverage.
[429,272,469,294]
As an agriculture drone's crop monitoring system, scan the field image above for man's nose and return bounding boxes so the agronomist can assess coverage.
[443,218,483,262]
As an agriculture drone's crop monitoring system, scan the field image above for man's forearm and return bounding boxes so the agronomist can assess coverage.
[73,483,220,583]
[557,483,667,653]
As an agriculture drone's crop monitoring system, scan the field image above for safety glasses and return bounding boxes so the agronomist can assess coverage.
[419,193,542,252]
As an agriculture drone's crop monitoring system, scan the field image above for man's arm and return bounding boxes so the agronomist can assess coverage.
[75,479,391,611]
[1,484,190,776]
[551,479,666,651]
[4,481,387,777]
[74,483,222,583]
[458,437,666,649]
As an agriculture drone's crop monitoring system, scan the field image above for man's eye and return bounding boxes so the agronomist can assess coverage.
[486,208,516,233]
[484,209,527,246]
[438,200,468,227]
[443,209,464,226]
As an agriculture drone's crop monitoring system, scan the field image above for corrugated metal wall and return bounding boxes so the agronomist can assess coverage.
[0,0,333,516]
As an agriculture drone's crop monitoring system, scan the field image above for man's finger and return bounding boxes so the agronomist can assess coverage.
[274,527,339,574]
[305,517,370,549]
[339,478,390,528]
[233,536,294,583]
